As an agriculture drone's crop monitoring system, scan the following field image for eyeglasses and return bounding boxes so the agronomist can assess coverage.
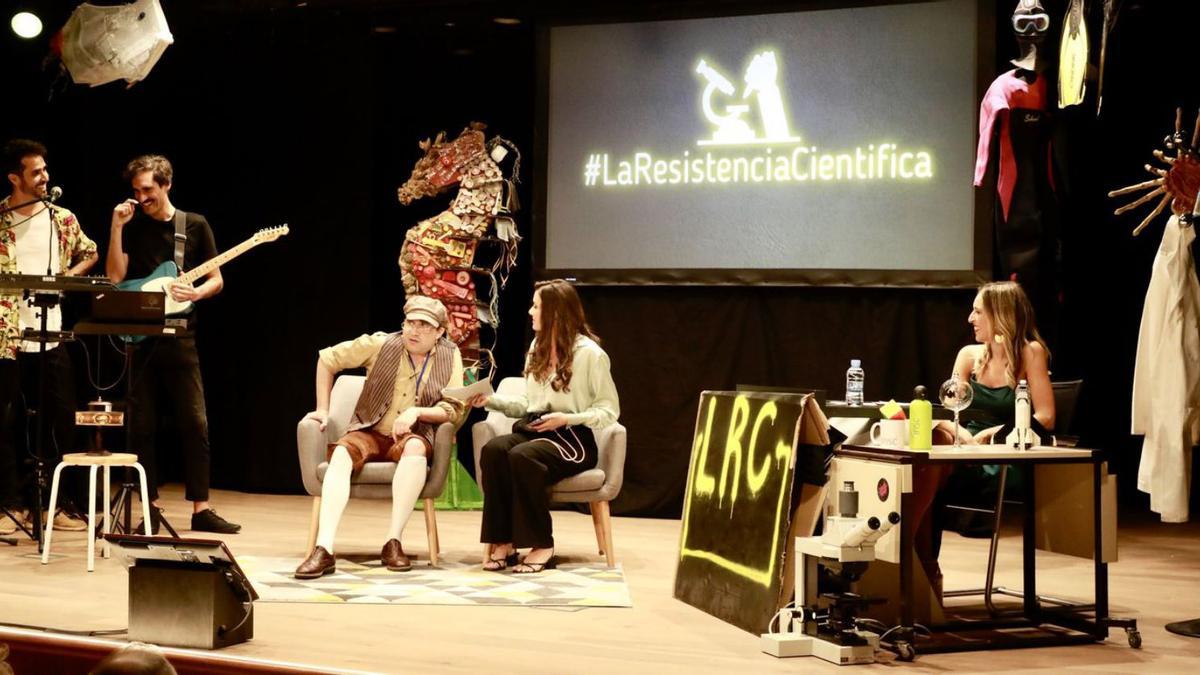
[1012,13,1050,34]
[403,319,437,333]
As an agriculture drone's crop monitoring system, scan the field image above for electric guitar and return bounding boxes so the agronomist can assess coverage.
[116,223,289,316]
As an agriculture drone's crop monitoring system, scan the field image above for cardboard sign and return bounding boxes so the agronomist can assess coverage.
[674,390,826,634]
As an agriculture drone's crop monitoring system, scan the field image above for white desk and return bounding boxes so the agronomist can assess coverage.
[825,442,1139,655]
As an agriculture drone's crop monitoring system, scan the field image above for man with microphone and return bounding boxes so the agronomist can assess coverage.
[106,154,240,535]
[0,139,98,536]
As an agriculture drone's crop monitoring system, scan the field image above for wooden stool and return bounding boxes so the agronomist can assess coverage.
[41,452,152,572]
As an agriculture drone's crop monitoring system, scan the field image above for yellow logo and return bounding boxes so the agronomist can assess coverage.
[582,49,934,188]
[695,51,801,146]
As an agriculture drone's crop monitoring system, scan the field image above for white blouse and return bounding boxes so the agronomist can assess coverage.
[487,335,620,429]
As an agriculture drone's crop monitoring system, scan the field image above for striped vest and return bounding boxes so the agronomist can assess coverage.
[349,334,457,443]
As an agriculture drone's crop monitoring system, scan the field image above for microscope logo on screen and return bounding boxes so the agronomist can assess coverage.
[581,48,936,188]
[695,51,802,146]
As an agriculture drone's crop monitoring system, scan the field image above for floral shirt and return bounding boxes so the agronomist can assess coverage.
[0,196,98,360]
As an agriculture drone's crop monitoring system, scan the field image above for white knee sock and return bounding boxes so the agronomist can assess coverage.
[316,446,353,553]
[385,455,428,542]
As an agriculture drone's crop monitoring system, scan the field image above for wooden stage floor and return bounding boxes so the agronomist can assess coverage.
[2,485,1199,673]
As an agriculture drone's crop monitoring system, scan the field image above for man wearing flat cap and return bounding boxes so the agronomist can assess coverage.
[295,295,465,578]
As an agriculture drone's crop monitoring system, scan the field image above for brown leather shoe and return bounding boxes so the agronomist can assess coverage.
[382,538,411,571]
[294,545,336,579]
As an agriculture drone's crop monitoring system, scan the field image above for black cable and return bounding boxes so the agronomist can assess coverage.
[77,334,128,393]
[217,570,254,637]
[122,337,159,399]
[217,604,252,638]
[0,207,45,234]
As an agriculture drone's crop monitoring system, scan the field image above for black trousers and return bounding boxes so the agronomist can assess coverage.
[0,347,83,511]
[128,337,210,502]
[479,429,597,549]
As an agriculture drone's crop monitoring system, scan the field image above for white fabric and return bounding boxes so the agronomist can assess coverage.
[385,455,427,542]
[316,446,353,553]
[1131,215,1200,523]
[60,0,173,87]
[12,208,61,351]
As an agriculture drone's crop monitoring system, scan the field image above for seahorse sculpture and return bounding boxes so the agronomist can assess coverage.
[397,122,521,376]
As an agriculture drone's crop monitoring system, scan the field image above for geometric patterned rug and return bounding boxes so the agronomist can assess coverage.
[238,556,633,607]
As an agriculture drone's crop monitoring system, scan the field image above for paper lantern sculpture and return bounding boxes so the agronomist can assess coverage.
[59,0,173,87]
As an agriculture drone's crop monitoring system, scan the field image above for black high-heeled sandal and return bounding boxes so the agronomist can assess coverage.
[483,549,519,572]
[512,555,557,574]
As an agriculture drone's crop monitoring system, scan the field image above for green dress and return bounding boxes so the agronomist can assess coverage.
[966,379,1015,435]
[940,379,1019,531]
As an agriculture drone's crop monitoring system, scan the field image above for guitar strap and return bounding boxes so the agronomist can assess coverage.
[173,209,188,270]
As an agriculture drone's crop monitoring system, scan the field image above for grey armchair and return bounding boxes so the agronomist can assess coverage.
[472,376,627,567]
[297,374,455,566]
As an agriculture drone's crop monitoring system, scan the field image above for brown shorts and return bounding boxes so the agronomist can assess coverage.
[328,429,432,473]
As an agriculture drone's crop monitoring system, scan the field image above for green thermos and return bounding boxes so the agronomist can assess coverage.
[909,385,933,450]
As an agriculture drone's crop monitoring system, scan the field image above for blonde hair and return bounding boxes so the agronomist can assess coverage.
[973,281,1050,386]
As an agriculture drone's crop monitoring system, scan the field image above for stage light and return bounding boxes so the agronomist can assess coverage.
[493,17,521,26]
[11,11,42,39]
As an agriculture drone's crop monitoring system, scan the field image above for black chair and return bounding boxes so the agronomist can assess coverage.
[942,379,1083,614]
[1050,379,1083,445]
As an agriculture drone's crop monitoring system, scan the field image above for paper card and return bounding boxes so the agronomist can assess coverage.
[441,379,495,400]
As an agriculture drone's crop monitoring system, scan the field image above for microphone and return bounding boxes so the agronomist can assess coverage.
[45,186,63,203]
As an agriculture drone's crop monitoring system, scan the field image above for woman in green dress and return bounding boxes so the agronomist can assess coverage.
[914,281,1056,596]
[940,280,1055,443]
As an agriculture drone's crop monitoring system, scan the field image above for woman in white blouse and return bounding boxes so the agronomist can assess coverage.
[468,279,620,573]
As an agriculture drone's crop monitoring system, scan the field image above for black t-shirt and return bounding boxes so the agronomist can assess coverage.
[121,210,218,280]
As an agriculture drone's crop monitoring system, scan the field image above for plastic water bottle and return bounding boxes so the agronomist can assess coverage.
[845,359,865,406]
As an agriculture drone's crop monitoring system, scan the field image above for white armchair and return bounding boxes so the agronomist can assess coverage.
[297,375,455,565]
[472,376,627,567]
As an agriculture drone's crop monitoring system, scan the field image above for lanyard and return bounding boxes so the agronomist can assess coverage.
[409,352,431,401]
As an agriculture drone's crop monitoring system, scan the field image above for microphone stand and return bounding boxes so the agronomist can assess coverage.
[0,190,58,235]
[26,289,58,552]
[0,192,51,545]
[2,188,73,551]
[0,194,50,216]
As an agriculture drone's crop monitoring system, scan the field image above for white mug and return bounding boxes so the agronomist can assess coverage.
[870,419,908,447]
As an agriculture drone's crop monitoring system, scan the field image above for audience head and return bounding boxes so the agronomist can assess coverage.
[89,643,176,675]
[526,279,597,392]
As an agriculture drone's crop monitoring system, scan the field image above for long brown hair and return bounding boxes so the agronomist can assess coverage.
[525,279,598,392]
[973,281,1050,386]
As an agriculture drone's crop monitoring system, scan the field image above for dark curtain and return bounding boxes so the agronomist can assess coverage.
[3,1,1197,519]
[582,286,971,516]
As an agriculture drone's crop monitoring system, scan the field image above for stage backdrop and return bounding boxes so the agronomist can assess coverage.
[2,1,1197,519]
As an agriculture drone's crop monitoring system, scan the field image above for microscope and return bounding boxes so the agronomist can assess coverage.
[694,59,756,144]
[762,480,903,664]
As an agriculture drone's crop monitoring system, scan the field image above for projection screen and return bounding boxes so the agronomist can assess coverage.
[536,0,994,286]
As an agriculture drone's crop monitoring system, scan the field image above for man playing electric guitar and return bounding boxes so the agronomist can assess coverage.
[105,154,240,535]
